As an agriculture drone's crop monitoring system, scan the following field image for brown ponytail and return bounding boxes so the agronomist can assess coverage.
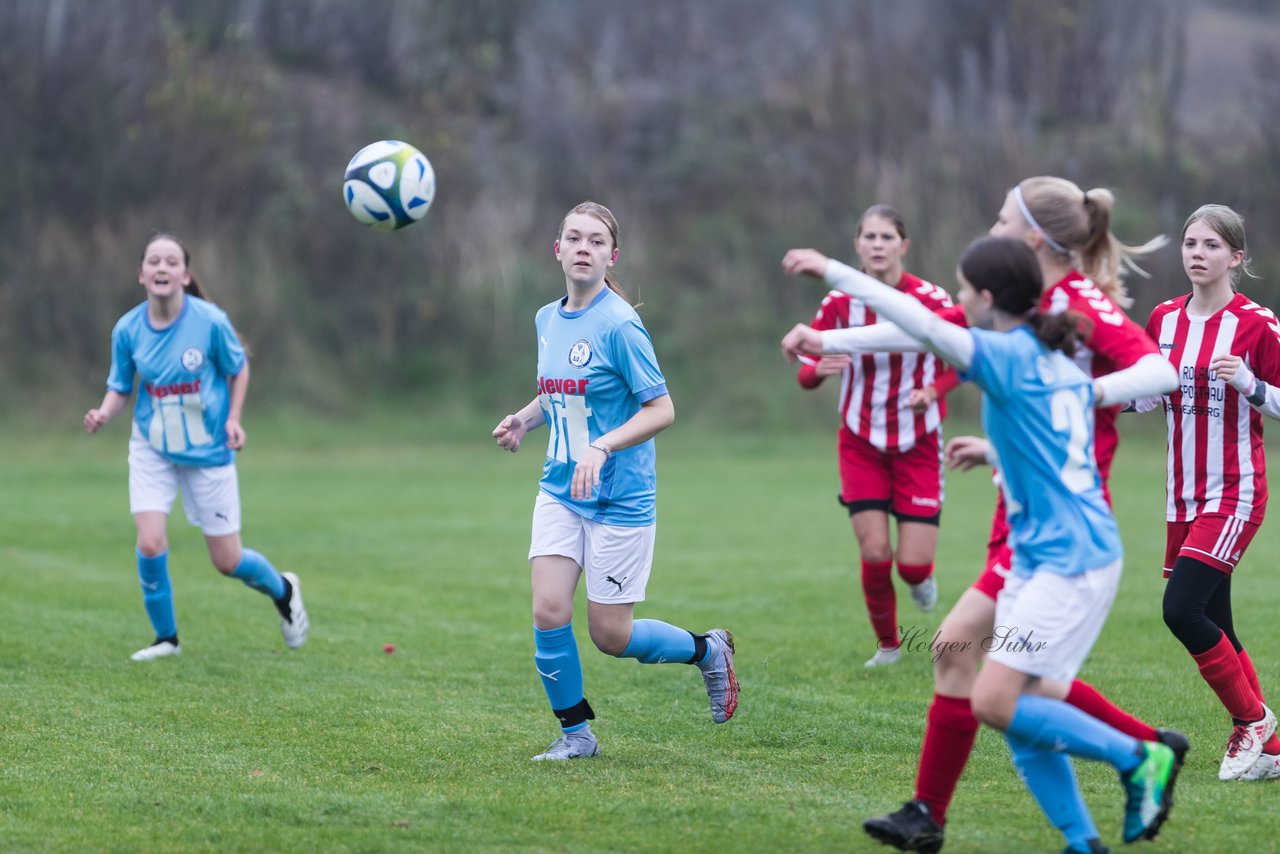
[1027,311,1084,358]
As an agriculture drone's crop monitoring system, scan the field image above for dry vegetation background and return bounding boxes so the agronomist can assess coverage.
[2,0,1279,422]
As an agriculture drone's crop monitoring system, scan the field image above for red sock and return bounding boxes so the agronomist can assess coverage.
[1192,633,1265,722]
[897,561,933,585]
[1065,679,1158,741]
[914,693,980,827]
[1241,649,1280,754]
[1239,648,1266,705]
[861,559,897,648]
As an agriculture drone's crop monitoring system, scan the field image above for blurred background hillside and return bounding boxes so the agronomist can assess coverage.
[3,0,1279,426]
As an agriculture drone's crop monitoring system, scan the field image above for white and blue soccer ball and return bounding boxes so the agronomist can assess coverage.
[343,140,436,231]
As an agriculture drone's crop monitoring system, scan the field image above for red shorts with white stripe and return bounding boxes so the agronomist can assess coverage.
[1163,514,1260,577]
[837,427,942,523]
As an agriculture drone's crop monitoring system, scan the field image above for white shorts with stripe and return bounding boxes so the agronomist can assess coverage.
[528,491,654,604]
[987,559,1122,683]
[128,423,241,537]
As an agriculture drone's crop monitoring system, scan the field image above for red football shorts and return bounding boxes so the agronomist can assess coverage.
[1163,514,1259,577]
[972,541,1012,601]
[837,427,942,523]
[971,491,1012,600]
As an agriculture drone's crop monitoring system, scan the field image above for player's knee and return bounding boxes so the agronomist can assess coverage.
[969,690,1012,730]
[1162,598,1213,650]
[588,624,629,656]
[933,642,979,681]
[1161,588,1199,638]
[211,557,238,575]
[533,602,572,631]
[858,541,892,564]
[136,536,168,558]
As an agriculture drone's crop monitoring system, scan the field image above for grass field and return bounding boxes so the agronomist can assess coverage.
[4,411,1280,852]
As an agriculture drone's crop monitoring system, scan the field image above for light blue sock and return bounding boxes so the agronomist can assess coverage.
[534,623,589,733]
[137,549,177,639]
[1007,695,1143,773]
[229,547,286,600]
[619,619,697,664]
[1007,732,1099,851]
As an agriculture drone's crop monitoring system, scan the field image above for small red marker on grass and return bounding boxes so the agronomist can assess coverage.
[383,643,396,654]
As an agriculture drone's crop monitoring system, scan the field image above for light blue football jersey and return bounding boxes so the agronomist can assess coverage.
[534,288,668,526]
[962,326,1121,577]
[106,296,246,468]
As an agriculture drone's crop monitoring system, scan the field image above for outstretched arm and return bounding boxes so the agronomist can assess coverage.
[783,250,974,372]
[1093,354,1178,408]
[822,322,926,355]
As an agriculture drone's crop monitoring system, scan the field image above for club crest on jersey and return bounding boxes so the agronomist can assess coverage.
[181,348,204,371]
[568,339,593,369]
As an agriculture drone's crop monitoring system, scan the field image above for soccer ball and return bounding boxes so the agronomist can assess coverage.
[343,140,436,231]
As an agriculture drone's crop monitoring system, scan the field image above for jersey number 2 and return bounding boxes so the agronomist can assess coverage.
[1051,388,1093,494]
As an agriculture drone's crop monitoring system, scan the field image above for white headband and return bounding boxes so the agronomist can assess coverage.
[1013,185,1069,255]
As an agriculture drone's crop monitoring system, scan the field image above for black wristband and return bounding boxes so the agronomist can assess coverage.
[1248,379,1268,407]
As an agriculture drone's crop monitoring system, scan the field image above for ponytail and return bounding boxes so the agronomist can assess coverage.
[603,272,638,306]
[1077,188,1166,309]
[183,278,207,300]
[1016,177,1165,310]
[1028,311,1084,357]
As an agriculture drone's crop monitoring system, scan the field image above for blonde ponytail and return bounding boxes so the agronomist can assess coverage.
[1016,177,1165,309]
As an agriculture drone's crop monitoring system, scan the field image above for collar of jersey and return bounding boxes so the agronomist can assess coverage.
[1181,290,1245,321]
[144,294,191,333]
[558,287,611,319]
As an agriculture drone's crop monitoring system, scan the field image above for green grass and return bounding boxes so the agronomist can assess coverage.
[3,412,1280,852]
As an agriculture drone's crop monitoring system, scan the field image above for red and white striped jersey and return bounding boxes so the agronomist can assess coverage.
[968,272,1155,552]
[1044,271,1160,483]
[926,271,1155,480]
[1146,292,1280,523]
[797,271,954,452]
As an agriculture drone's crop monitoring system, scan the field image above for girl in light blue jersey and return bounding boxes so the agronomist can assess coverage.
[84,234,308,661]
[492,201,738,761]
[784,236,1181,853]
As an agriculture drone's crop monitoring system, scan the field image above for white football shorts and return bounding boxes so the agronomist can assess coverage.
[528,490,654,604]
[128,423,241,537]
[987,558,1122,683]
